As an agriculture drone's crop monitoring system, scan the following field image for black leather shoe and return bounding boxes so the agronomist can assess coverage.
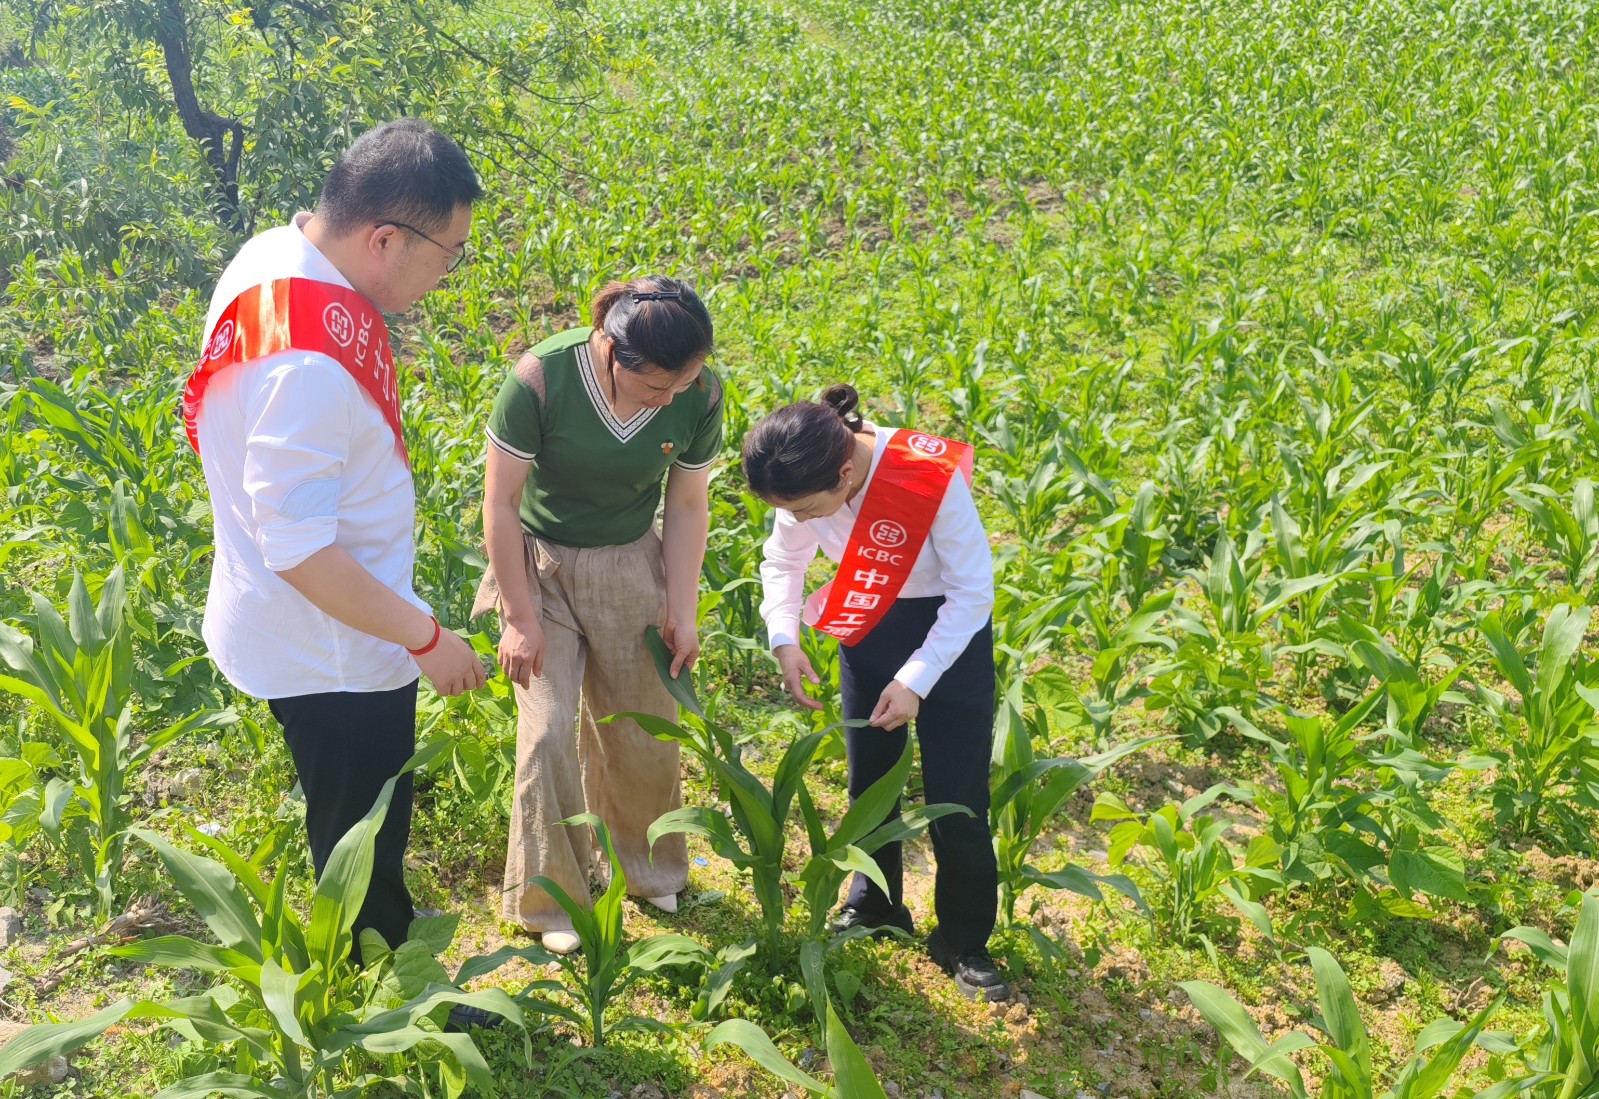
[827,903,915,938]
[927,928,1011,1002]
[445,1003,505,1033]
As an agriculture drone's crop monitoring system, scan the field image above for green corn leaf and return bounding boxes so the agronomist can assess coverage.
[1502,926,1568,973]
[151,1072,290,1099]
[645,624,705,717]
[771,730,829,822]
[1537,605,1592,711]
[1026,864,1149,913]
[823,844,890,899]
[129,828,263,963]
[305,775,397,974]
[133,992,271,1053]
[1179,981,1308,1095]
[826,996,889,1099]
[1219,882,1276,949]
[830,740,914,850]
[855,802,972,855]
[1307,947,1372,1088]
[1391,995,1502,1099]
[30,591,76,670]
[0,999,134,1075]
[110,935,254,975]
[647,806,750,866]
[1568,891,1599,1082]
[452,943,558,984]
[705,1019,828,1094]
[628,933,711,973]
[182,824,272,910]
[67,571,106,653]
[259,957,309,1049]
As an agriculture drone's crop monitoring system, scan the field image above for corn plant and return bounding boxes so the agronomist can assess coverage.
[1181,946,1503,1098]
[531,813,712,1048]
[705,974,889,1099]
[0,760,542,1097]
[792,737,971,941]
[1224,699,1469,926]
[1508,479,1599,593]
[1092,784,1281,952]
[634,630,959,969]
[1473,604,1599,840]
[1073,590,1178,744]
[1338,619,1467,748]
[0,567,234,915]
[1148,527,1331,741]
[991,718,1157,926]
[1489,891,1599,1098]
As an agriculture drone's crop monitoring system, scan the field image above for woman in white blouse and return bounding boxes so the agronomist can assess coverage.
[742,384,1009,1003]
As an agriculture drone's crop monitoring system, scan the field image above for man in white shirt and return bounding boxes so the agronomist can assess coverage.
[192,119,486,967]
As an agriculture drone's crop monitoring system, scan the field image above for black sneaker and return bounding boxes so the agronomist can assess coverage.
[827,903,915,939]
[927,928,1011,1002]
[445,1003,505,1033]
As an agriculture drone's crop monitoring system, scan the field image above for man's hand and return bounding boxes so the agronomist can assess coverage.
[775,644,824,710]
[869,680,920,731]
[415,629,487,697]
[498,618,545,689]
[662,616,701,678]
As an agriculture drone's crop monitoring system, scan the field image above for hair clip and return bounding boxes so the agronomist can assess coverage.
[632,289,683,303]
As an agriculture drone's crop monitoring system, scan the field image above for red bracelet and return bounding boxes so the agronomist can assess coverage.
[406,616,442,657]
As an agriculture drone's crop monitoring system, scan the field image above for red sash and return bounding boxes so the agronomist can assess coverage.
[183,278,408,466]
[803,430,973,645]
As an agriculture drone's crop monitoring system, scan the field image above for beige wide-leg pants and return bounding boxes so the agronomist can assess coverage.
[475,529,689,932]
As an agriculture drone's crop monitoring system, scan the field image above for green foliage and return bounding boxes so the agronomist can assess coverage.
[0,567,233,915]
[529,812,711,1048]
[633,628,960,970]
[1491,892,1599,1098]
[991,729,1155,926]
[1182,947,1504,1099]
[0,753,540,1097]
[1094,784,1280,952]
[1474,604,1599,843]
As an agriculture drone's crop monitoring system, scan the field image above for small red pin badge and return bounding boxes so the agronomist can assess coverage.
[662,441,674,455]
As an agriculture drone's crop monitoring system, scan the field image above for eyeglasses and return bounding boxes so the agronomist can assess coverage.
[381,221,468,273]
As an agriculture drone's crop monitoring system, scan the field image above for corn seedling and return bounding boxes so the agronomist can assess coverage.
[1181,947,1503,1098]
[0,567,234,915]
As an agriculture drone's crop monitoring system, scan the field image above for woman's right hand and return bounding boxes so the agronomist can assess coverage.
[774,644,823,710]
[499,617,546,689]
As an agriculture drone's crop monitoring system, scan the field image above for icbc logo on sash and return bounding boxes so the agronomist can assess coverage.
[183,278,410,467]
[869,519,908,548]
[205,320,235,362]
[803,430,974,644]
[323,302,356,347]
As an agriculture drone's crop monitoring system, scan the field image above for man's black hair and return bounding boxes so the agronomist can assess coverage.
[316,118,483,235]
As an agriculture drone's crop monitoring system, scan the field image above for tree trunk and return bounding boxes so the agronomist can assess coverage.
[150,0,246,233]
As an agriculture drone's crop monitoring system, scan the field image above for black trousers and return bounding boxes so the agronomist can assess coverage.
[841,597,997,955]
[268,679,418,964]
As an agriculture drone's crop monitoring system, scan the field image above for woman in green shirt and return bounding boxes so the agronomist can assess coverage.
[477,276,722,953]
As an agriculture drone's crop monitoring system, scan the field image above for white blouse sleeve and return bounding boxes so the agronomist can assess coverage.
[758,507,821,651]
[893,472,995,697]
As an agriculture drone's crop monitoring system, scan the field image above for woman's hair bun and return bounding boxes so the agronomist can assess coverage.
[821,384,863,431]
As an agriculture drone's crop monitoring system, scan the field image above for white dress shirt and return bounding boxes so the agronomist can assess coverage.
[195,213,428,698]
[758,425,995,697]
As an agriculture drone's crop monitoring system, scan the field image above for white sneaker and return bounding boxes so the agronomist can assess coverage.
[643,893,678,914]
[541,930,580,954]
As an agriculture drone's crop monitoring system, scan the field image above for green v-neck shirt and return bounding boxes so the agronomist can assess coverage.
[485,327,725,548]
